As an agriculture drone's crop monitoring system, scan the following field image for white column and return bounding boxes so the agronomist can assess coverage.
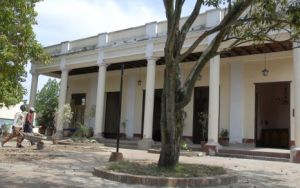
[293,43,300,147]
[125,73,136,138]
[229,62,244,143]
[94,63,107,137]
[56,68,69,135]
[29,72,39,108]
[142,57,157,139]
[208,55,220,144]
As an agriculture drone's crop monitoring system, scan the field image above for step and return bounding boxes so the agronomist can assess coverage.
[219,148,290,159]
[103,142,138,150]
[97,138,138,145]
[216,152,290,162]
[148,148,206,157]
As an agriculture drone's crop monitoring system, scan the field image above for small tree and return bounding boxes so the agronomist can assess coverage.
[159,0,300,167]
[35,79,59,129]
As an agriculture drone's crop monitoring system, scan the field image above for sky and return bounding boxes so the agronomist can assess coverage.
[23,0,212,101]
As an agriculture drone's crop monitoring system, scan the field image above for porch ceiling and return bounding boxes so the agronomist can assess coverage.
[51,40,292,76]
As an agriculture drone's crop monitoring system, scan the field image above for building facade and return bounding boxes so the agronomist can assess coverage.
[29,9,300,162]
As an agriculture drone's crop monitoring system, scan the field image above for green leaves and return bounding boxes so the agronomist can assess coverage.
[35,79,59,127]
[226,0,300,46]
[0,0,50,107]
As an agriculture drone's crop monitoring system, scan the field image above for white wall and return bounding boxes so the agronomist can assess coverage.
[0,103,22,120]
[66,52,294,142]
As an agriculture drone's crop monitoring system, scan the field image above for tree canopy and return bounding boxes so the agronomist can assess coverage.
[0,0,49,106]
[159,0,300,167]
[35,79,59,128]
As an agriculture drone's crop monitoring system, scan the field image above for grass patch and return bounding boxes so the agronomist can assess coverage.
[107,161,226,178]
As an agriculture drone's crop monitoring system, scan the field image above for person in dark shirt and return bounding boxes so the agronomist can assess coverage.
[24,107,35,145]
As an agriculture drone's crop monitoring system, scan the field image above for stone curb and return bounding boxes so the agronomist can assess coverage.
[93,168,238,187]
[57,141,100,146]
[148,149,206,157]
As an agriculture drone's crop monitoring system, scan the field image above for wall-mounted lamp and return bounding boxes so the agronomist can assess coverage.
[198,74,202,81]
[137,79,142,86]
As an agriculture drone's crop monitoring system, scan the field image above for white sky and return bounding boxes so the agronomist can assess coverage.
[23,0,211,101]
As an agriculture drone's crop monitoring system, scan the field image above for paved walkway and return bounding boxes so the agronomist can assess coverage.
[0,141,299,188]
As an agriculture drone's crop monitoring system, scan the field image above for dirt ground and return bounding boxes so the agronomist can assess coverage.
[0,140,299,188]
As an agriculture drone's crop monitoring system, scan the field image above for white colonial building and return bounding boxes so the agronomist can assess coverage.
[29,9,300,162]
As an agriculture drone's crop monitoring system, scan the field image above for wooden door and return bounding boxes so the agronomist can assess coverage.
[152,89,162,141]
[255,82,290,149]
[104,92,121,138]
[71,93,86,128]
[193,87,209,144]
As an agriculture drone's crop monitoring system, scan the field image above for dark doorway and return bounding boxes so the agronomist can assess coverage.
[193,87,209,144]
[141,89,162,141]
[71,93,86,128]
[103,92,121,138]
[255,82,290,149]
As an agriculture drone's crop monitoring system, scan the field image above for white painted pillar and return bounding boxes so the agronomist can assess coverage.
[293,43,300,147]
[56,67,69,134]
[94,63,108,137]
[208,55,220,144]
[138,23,157,149]
[29,72,39,108]
[142,57,157,139]
[229,62,244,143]
[125,72,136,138]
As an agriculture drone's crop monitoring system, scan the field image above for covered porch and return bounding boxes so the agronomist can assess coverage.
[27,9,300,162]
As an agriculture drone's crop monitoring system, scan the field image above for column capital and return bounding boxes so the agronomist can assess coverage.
[98,62,109,68]
[146,56,159,64]
[30,68,40,76]
[30,63,39,76]
[293,41,300,49]
[60,66,70,73]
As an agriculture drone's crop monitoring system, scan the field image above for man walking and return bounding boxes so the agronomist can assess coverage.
[1,105,27,148]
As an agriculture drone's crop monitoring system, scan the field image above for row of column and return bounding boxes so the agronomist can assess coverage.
[27,54,220,145]
[28,45,300,152]
[93,57,157,140]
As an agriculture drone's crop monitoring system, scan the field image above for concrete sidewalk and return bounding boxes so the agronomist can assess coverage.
[0,141,299,188]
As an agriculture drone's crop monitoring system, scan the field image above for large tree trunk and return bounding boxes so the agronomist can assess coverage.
[158,63,185,168]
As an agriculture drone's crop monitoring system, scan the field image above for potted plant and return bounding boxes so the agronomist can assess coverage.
[121,119,128,139]
[219,128,229,146]
[53,104,73,143]
[38,124,46,134]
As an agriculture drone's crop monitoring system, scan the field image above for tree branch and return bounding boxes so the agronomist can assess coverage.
[175,0,203,57]
[178,0,253,62]
[163,0,174,21]
[176,0,254,109]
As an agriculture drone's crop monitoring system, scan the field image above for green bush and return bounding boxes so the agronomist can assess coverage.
[72,122,93,139]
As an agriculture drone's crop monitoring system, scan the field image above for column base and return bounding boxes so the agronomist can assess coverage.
[52,130,63,144]
[93,133,104,142]
[52,130,63,140]
[109,152,124,162]
[203,143,219,156]
[290,148,300,163]
[138,138,154,150]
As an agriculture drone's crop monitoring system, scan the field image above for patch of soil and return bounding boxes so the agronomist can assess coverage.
[108,160,226,178]
[0,142,110,162]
